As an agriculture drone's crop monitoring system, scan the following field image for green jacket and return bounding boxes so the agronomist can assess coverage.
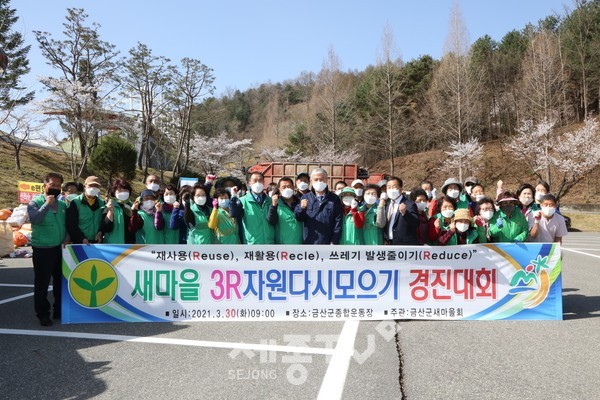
[488,209,529,242]
[31,195,67,247]
[239,194,274,244]
[362,205,383,245]
[72,194,105,241]
[340,210,363,245]
[187,203,212,244]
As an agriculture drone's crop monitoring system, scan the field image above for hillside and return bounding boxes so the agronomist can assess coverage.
[2,137,599,211]
[0,141,169,209]
[371,139,600,205]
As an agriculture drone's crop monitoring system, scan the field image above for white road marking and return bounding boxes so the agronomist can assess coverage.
[562,248,600,259]
[0,288,52,305]
[0,292,35,305]
[317,320,360,400]
[0,284,35,288]
[0,328,336,355]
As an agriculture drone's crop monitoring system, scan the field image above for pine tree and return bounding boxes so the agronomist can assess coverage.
[0,0,34,109]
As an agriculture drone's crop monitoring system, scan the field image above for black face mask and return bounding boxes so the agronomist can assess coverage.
[47,188,61,197]
[501,205,515,215]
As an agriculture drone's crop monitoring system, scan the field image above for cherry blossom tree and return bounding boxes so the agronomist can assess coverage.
[188,131,252,177]
[508,118,556,185]
[552,117,600,199]
[442,137,483,180]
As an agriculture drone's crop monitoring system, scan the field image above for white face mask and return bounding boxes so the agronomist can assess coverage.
[194,196,207,206]
[115,191,130,202]
[66,193,78,201]
[364,195,377,205]
[342,197,354,207]
[281,188,294,199]
[225,187,233,194]
[147,183,160,192]
[441,209,454,219]
[239,190,246,197]
[251,182,264,194]
[475,195,485,202]
[542,206,556,217]
[354,188,364,197]
[455,222,470,233]
[447,189,460,199]
[465,186,473,195]
[312,181,327,192]
[387,189,401,200]
[416,201,428,212]
[425,190,432,199]
[86,187,100,197]
[520,197,533,206]
[481,210,494,221]
[164,195,176,205]
[218,199,230,209]
[297,181,309,191]
[142,200,155,210]
[535,192,545,201]
[335,190,342,196]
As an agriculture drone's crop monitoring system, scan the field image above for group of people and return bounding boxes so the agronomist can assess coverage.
[27,168,568,326]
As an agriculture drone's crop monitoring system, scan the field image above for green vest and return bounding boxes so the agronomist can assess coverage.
[103,199,130,244]
[274,202,303,245]
[340,211,363,245]
[187,203,212,244]
[162,210,180,244]
[362,205,383,245]
[31,195,67,247]
[239,194,274,244]
[213,208,239,244]
[447,228,479,246]
[135,210,165,244]
[457,193,471,210]
[72,194,105,241]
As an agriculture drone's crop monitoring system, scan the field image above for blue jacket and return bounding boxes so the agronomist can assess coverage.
[294,190,343,244]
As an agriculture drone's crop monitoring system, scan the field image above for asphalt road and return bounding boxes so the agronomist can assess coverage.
[0,232,598,399]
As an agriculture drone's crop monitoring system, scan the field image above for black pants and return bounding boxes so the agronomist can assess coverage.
[32,246,62,319]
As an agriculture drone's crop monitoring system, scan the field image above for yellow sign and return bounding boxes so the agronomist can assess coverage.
[18,181,44,203]
[68,259,119,308]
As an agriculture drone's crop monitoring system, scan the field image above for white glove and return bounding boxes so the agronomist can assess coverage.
[351,199,358,209]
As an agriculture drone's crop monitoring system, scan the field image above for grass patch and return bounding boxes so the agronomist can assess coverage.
[563,212,600,232]
[0,141,172,209]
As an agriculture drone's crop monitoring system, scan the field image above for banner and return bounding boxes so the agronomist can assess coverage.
[61,243,562,324]
[18,181,44,203]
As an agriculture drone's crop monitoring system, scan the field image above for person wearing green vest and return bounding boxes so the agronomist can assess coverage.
[437,208,482,246]
[488,191,529,243]
[184,184,213,244]
[66,176,105,244]
[428,195,458,245]
[428,177,472,219]
[130,189,165,244]
[339,187,365,245]
[101,178,135,244]
[361,184,385,245]
[230,172,275,244]
[161,184,181,244]
[208,188,240,244]
[27,172,69,326]
[267,176,303,244]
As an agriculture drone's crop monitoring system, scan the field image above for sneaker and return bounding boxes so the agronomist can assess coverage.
[40,316,53,327]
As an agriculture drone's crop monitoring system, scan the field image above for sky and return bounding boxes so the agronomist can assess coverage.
[11,0,571,100]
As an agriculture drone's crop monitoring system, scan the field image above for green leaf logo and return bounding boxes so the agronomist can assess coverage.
[69,260,118,308]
